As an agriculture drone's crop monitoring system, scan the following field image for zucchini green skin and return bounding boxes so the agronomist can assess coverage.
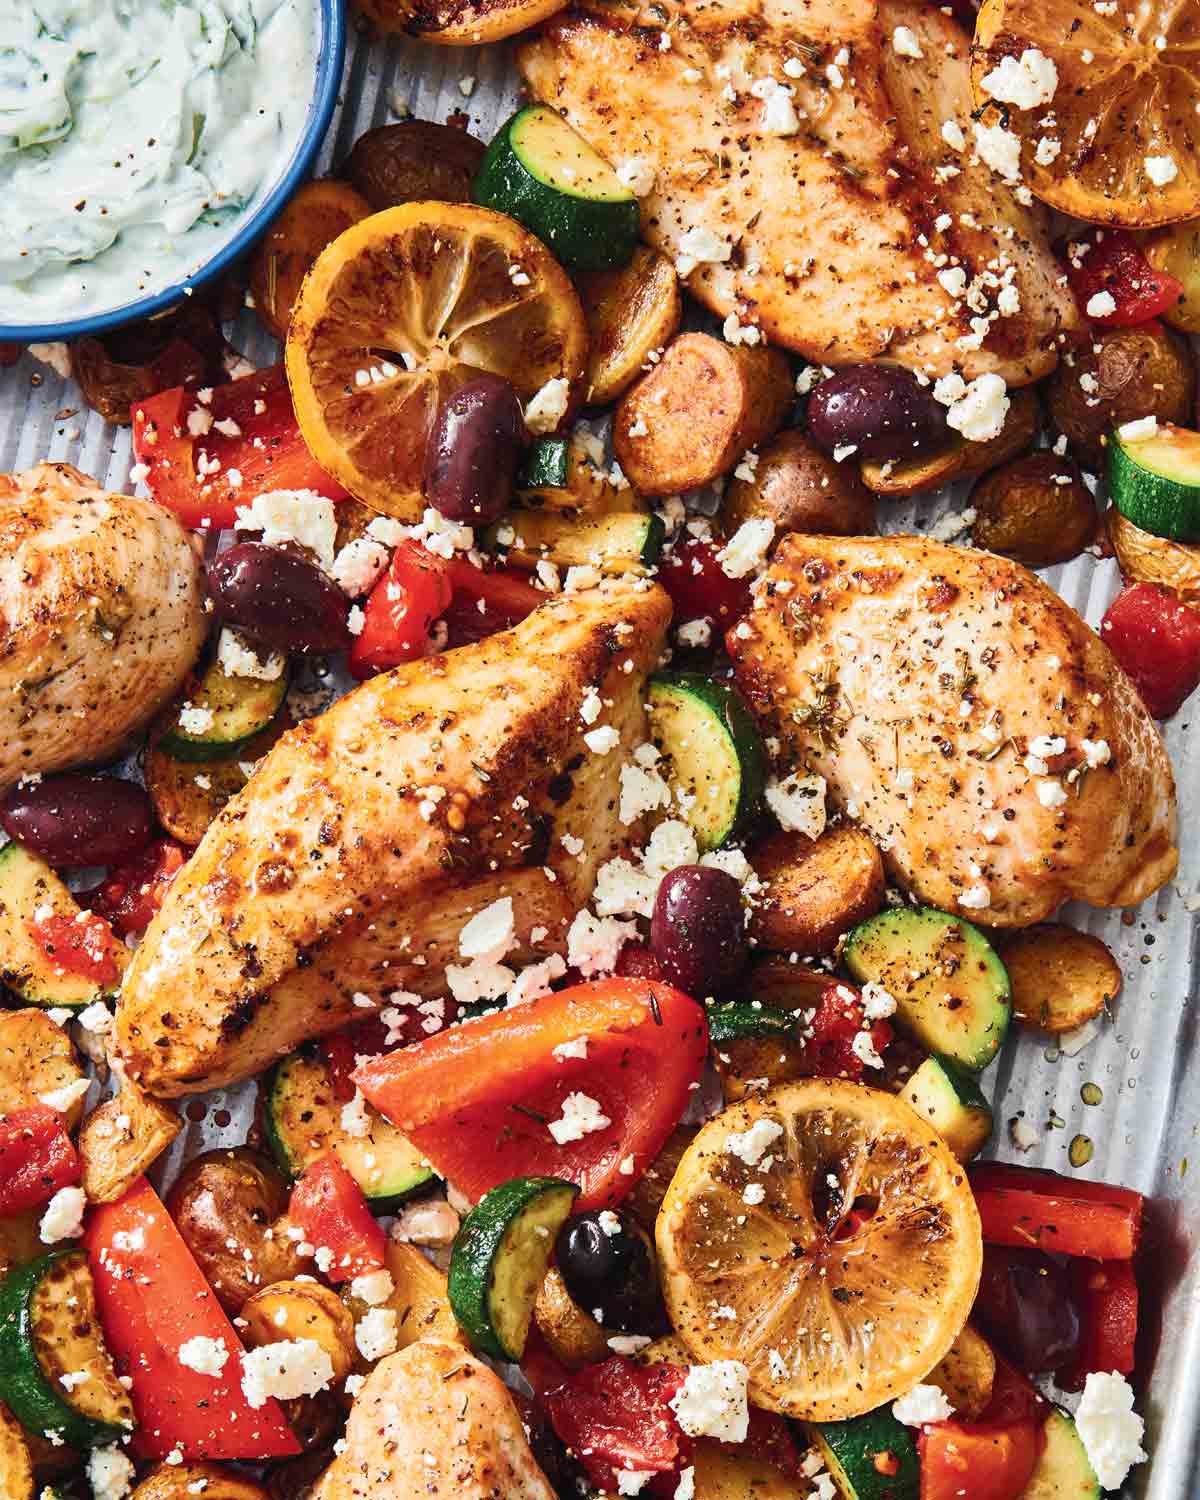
[705,1000,801,1044]
[493,510,664,570]
[517,436,570,491]
[1021,1407,1100,1500]
[157,659,289,763]
[809,1409,919,1500]
[899,1055,993,1162]
[843,907,1011,1073]
[474,107,640,272]
[647,673,766,851]
[0,843,121,1009]
[448,1176,579,1361]
[0,1254,124,1450]
[1109,425,1200,541]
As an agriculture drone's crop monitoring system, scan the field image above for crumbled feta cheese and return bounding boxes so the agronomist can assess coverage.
[1035,135,1062,166]
[725,1118,783,1166]
[717,518,775,580]
[331,537,391,597]
[861,981,897,1021]
[892,1384,955,1427]
[941,119,967,151]
[675,225,733,277]
[567,911,636,977]
[39,1077,90,1113]
[851,1028,885,1068]
[241,1341,335,1408]
[593,857,658,919]
[1036,779,1068,809]
[547,1091,612,1145]
[1117,415,1158,441]
[958,882,992,910]
[764,772,827,839]
[584,725,621,755]
[1086,290,1117,319]
[393,1197,461,1245]
[972,121,1023,182]
[1075,1372,1146,1489]
[40,1186,85,1244]
[752,77,800,135]
[1145,155,1178,186]
[178,1335,229,1376]
[235,490,338,572]
[459,897,516,965]
[892,25,923,57]
[743,1182,766,1205]
[642,819,701,879]
[674,1468,696,1500]
[980,49,1057,108]
[1009,1116,1039,1151]
[350,1269,395,1306]
[670,1361,750,1442]
[939,372,1010,442]
[340,1090,372,1138]
[87,1445,136,1500]
[552,1036,590,1061]
[177,703,214,736]
[676,618,712,649]
[216,628,285,682]
[353,1309,399,1363]
[524,378,571,435]
[616,157,657,196]
[619,759,672,826]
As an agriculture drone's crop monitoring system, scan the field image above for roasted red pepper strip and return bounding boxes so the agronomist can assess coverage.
[660,539,751,632]
[442,557,544,646]
[355,978,708,1210]
[85,1178,300,1460]
[87,839,187,939]
[1065,232,1185,327]
[969,1164,1143,1260]
[918,1352,1046,1500]
[0,1105,81,1215]
[288,1153,386,1282]
[131,366,347,531]
[26,909,119,986]
[1057,1259,1139,1391]
[802,983,893,1081]
[1100,581,1200,720]
[349,541,454,679]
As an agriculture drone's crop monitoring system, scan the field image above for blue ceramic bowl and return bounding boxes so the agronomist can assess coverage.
[0,0,346,344]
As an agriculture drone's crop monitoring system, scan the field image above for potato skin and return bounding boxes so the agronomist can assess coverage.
[970,453,1096,567]
[998,923,1122,1034]
[249,180,372,341]
[166,1148,306,1314]
[1108,507,1200,604]
[1046,325,1195,467]
[724,429,876,537]
[133,1462,269,1500]
[748,826,885,955]
[343,122,486,211]
[80,1084,181,1204]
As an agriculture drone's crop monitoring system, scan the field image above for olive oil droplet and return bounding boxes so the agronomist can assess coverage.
[1081,1082,1103,1106]
[1069,1134,1094,1167]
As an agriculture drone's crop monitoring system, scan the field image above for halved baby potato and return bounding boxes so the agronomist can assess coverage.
[0,1010,86,1129]
[1108,504,1200,603]
[132,1462,269,1500]
[748,826,885,956]
[80,1082,182,1204]
[577,247,681,406]
[242,1281,357,1383]
[998,923,1121,1034]
[1142,219,1200,333]
[249,181,373,341]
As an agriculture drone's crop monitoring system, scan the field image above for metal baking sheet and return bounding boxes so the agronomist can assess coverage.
[2,26,1198,1499]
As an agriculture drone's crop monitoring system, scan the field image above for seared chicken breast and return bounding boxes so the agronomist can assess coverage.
[312,1341,555,1500]
[0,464,206,792]
[519,0,1078,382]
[117,580,671,1096]
[728,534,1177,926]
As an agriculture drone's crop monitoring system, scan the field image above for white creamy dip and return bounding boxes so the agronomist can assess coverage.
[0,0,317,323]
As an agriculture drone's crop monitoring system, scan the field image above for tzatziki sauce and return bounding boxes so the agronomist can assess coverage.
[0,0,317,323]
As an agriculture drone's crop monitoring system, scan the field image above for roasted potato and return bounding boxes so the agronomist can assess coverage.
[749,826,885,956]
[578,248,682,407]
[80,1078,181,1204]
[1046,324,1195,467]
[534,1267,610,1367]
[354,0,567,43]
[145,712,290,845]
[724,428,876,537]
[970,453,1097,567]
[343,122,486,210]
[133,1463,269,1500]
[613,334,793,496]
[1108,507,1200,604]
[242,1281,357,1382]
[928,1326,995,1420]
[166,1148,306,1314]
[1142,219,1200,334]
[342,1240,462,1363]
[0,1400,32,1500]
[999,924,1122,1034]
[70,302,225,424]
[249,181,372,341]
[860,387,1040,497]
[0,1009,86,1128]
[711,957,833,1102]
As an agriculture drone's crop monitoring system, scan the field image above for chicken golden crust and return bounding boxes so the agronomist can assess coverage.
[0,463,206,792]
[728,534,1177,926]
[312,1341,555,1500]
[518,0,1078,382]
[117,581,672,1096]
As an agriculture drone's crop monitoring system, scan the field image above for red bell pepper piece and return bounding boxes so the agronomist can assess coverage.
[442,557,544,646]
[1064,233,1184,327]
[26,908,119,986]
[87,839,187,939]
[919,1352,1046,1500]
[355,978,708,1210]
[0,1105,81,1215]
[1057,1259,1139,1391]
[84,1179,300,1460]
[131,366,347,531]
[802,983,893,1081]
[288,1153,386,1283]
[661,539,751,631]
[349,540,455,679]
[1100,581,1200,720]
[969,1164,1143,1260]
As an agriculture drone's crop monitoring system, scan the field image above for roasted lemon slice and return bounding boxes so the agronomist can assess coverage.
[286,202,588,518]
[656,1080,982,1423]
[972,0,1200,227]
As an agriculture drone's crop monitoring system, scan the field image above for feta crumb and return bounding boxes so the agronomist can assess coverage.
[980,49,1057,108]
[1086,290,1117,319]
[178,1335,229,1376]
[87,1446,136,1500]
[1145,155,1178,186]
[764,771,827,839]
[235,490,338,572]
[217,628,285,682]
[718,518,775,579]
[851,1028,885,1069]
[972,121,1023,182]
[941,120,967,151]
[340,1089,372,1138]
[619,759,672,826]
[350,1269,395,1306]
[241,1339,335,1406]
[39,1077,90,1113]
[177,703,214,736]
[584,725,621,755]
[670,1361,750,1442]
[459,897,516,964]
[675,224,732,277]
[40,1186,86,1244]
[1117,415,1158,441]
[861,981,897,1020]
[725,1118,783,1166]
[524,378,571,435]
[331,537,391,597]
[1075,1372,1146,1489]
[938,372,1010,442]
[892,25,923,57]
[353,1308,399,1363]
[892,1383,955,1427]
[616,157,657,196]
[547,1092,612,1145]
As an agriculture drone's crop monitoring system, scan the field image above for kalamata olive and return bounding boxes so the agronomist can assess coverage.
[556,1210,661,1333]
[650,865,747,997]
[972,1245,1080,1373]
[208,542,352,655]
[0,774,155,868]
[423,375,524,525]
[807,364,948,461]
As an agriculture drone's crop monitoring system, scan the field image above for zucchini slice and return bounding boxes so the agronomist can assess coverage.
[0,1401,32,1500]
[1110,421,1200,540]
[474,105,640,273]
[145,712,287,845]
[264,1049,434,1207]
[808,1408,919,1500]
[447,1176,579,1361]
[0,844,129,1009]
[1021,1407,1101,1500]
[646,673,766,851]
[156,658,288,764]
[843,908,1011,1073]
[705,999,802,1044]
[515,437,634,516]
[493,509,664,572]
[899,1055,994,1163]
[0,1251,134,1449]
[0,1011,87,1130]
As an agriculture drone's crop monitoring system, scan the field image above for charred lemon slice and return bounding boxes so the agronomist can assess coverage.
[656,1080,982,1423]
[286,202,588,519]
[972,0,1200,227]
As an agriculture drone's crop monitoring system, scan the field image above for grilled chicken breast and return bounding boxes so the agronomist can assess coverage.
[519,0,1078,382]
[0,464,206,793]
[312,1342,554,1500]
[728,534,1177,926]
[117,580,671,1096]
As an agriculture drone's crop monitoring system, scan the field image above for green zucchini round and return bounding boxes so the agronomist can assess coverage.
[1109,422,1200,541]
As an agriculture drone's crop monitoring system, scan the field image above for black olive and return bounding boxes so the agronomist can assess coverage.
[555,1210,660,1333]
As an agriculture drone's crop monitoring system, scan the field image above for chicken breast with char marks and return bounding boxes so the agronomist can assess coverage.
[518,0,1078,382]
[0,464,206,792]
[117,580,672,1096]
[728,533,1176,926]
